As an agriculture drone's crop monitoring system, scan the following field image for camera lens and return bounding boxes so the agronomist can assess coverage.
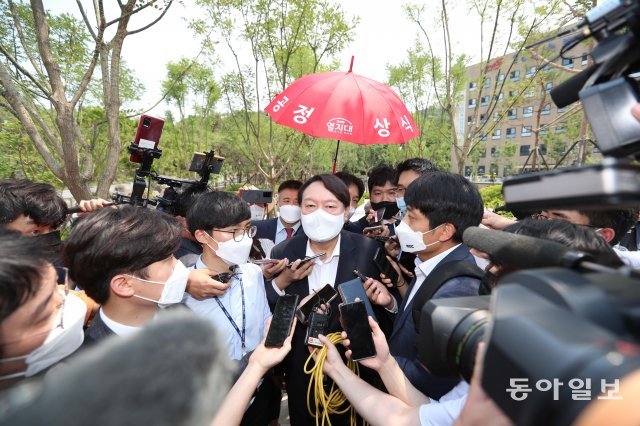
[143,117,151,127]
[448,309,490,381]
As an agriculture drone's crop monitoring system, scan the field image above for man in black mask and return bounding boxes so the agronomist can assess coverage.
[353,165,400,236]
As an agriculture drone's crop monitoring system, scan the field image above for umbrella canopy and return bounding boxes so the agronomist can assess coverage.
[265,58,420,147]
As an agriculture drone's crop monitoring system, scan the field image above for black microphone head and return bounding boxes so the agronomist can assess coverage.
[463,226,590,269]
[549,65,597,108]
[0,310,232,426]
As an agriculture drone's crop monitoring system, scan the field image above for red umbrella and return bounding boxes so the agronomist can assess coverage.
[265,57,420,172]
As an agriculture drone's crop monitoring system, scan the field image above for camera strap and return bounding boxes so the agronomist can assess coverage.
[213,275,246,356]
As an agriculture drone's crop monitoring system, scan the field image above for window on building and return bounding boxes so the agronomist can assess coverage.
[581,54,589,65]
[467,115,474,125]
[480,133,488,142]
[545,81,553,92]
[491,146,500,157]
[492,129,501,140]
[480,113,487,123]
[478,165,486,175]
[510,70,520,81]
[465,166,473,177]
[508,108,517,119]
[523,106,533,117]
[542,63,551,72]
[541,104,551,115]
[469,81,478,90]
[539,143,547,155]
[520,144,531,156]
[483,77,491,89]
[497,92,504,102]
[468,99,476,108]
[562,58,574,68]
[539,124,549,135]
[526,66,536,77]
[522,125,532,137]
[506,127,516,138]
[524,89,535,98]
[558,106,567,113]
[480,95,490,106]
[556,121,567,133]
[497,73,505,82]
[504,164,513,176]
[509,90,516,98]
[489,163,499,175]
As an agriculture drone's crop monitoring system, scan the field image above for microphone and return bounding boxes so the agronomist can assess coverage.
[0,310,232,426]
[549,65,597,108]
[66,202,115,214]
[462,226,592,269]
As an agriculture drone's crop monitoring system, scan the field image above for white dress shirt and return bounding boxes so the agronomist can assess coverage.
[614,245,640,268]
[99,308,141,337]
[185,259,271,360]
[274,218,301,245]
[272,236,341,296]
[419,381,469,425]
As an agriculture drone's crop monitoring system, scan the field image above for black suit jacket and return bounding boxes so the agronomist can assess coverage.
[254,218,279,242]
[270,231,386,425]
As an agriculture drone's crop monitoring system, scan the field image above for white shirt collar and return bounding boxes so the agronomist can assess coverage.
[305,235,341,261]
[99,308,141,337]
[276,217,300,234]
[414,244,462,279]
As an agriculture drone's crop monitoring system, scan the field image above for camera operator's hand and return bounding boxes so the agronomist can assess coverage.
[481,209,516,230]
[77,198,113,214]
[632,104,640,122]
[273,258,314,291]
[186,268,230,299]
[363,277,395,310]
[454,342,513,426]
[342,316,392,372]
[262,258,288,280]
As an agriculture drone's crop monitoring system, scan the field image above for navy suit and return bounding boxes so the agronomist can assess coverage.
[254,218,279,242]
[389,244,481,399]
[270,231,389,425]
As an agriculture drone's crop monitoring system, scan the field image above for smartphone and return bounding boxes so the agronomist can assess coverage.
[374,207,386,223]
[265,294,300,347]
[241,190,273,204]
[130,115,164,163]
[337,277,378,322]
[339,301,376,361]
[296,284,338,325]
[286,252,326,268]
[362,225,383,234]
[253,258,280,265]
[373,247,400,285]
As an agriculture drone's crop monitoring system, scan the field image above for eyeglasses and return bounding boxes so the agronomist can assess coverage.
[213,225,257,242]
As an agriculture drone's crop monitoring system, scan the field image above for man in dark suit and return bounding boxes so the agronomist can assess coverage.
[268,174,387,426]
[363,172,484,400]
[254,179,303,245]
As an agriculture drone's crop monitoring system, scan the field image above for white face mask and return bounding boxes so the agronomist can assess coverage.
[0,292,87,380]
[250,205,265,221]
[206,233,253,266]
[395,221,443,253]
[127,261,189,307]
[279,204,301,224]
[301,209,345,243]
[347,207,356,220]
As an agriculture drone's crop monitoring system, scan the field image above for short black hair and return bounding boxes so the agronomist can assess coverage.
[0,179,67,229]
[299,174,350,209]
[335,171,365,200]
[173,185,210,218]
[395,158,438,184]
[504,219,624,267]
[187,191,251,235]
[62,206,182,305]
[0,229,54,323]
[367,165,396,193]
[405,171,483,241]
[577,208,638,245]
[278,180,303,193]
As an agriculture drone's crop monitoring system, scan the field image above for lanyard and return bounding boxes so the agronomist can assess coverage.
[214,275,246,356]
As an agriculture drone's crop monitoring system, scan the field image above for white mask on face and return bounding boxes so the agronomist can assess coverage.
[279,204,301,224]
[206,233,253,266]
[301,209,345,242]
[395,221,443,253]
[0,292,86,380]
[347,207,356,220]
[250,205,265,221]
[128,261,189,307]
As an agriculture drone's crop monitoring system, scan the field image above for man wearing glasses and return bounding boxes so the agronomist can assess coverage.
[186,191,272,425]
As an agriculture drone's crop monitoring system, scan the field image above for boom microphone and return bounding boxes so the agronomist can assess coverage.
[462,226,592,269]
[0,311,232,426]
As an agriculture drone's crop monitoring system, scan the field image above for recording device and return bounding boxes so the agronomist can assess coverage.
[252,258,280,265]
[240,190,273,204]
[373,247,400,285]
[337,273,378,322]
[503,0,640,211]
[362,225,383,234]
[286,252,325,268]
[305,311,330,348]
[265,294,299,347]
[339,301,376,361]
[375,235,394,243]
[113,115,224,209]
[373,207,386,223]
[296,284,338,325]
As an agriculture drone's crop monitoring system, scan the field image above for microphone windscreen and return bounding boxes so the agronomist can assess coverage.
[463,226,577,269]
[550,66,596,108]
[0,310,232,426]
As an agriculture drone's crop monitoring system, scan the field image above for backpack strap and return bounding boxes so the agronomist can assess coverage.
[411,260,485,330]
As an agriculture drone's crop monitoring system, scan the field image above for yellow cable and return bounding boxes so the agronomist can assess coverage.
[304,332,365,426]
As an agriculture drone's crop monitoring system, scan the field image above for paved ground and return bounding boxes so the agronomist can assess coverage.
[279,393,290,425]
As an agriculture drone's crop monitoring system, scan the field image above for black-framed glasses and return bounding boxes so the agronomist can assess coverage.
[213,225,257,242]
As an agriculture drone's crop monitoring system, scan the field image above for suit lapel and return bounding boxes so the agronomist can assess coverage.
[335,231,357,285]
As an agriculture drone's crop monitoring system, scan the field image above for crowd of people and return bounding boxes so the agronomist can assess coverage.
[1,142,640,425]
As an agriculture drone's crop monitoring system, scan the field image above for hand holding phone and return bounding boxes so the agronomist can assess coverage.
[296,284,338,325]
[253,258,280,265]
[339,301,376,361]
[265,294,299,347]
[373,248,400,286]
[286,252,326,268]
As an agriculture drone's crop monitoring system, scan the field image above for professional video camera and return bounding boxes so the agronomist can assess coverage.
[112,115,224,212]
[414,3,640,425]
[502,0,640,211]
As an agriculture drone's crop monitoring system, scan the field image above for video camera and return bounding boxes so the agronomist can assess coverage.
[112,115,224,212]
[414,3,640,424]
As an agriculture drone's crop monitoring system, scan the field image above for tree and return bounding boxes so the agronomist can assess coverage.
[0,0,173,200]
[192,0,357,188]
